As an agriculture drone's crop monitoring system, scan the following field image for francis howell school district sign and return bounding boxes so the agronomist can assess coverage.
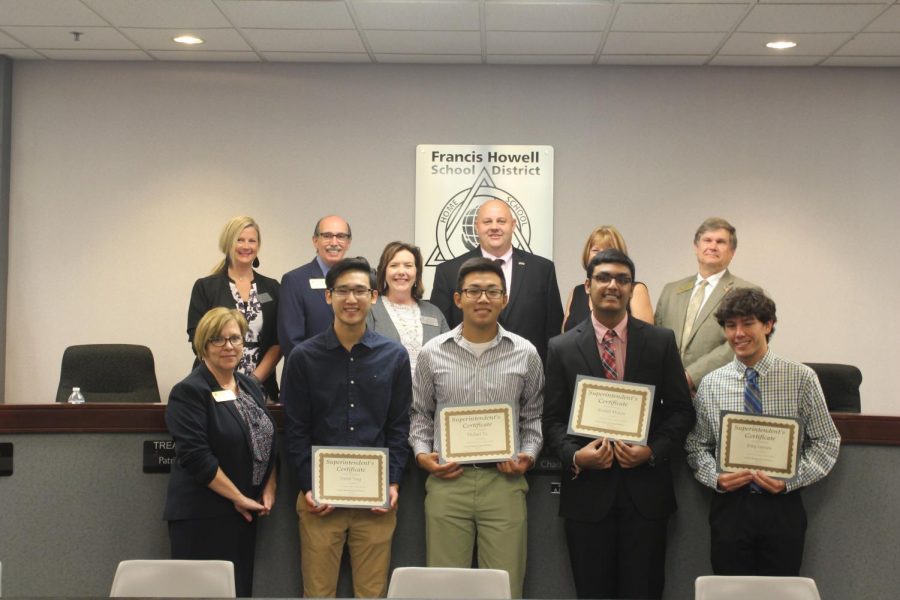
[415,144,554,295]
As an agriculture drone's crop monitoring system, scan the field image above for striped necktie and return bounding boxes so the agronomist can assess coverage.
[681,279,708,354]
[744,367,764,492]
[601,330,618,381]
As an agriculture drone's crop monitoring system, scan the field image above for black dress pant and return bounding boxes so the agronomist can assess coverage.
[709,487,807,576]
[169,513,257,597]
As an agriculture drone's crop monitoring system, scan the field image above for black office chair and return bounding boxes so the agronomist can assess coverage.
[804,363,862,413]
[55,344,161,403]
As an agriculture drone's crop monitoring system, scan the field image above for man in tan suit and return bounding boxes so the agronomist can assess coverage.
[655,218,758,392]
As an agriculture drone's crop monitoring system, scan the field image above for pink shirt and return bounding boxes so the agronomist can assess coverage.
[481,246,514,298]
[591,313,628,381]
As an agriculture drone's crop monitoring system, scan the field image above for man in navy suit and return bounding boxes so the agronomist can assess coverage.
[278,215,352,358]
[542,249,694,599]
[429,199,563,363]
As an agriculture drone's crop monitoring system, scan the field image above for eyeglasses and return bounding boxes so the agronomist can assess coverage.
[591,273,633,286]
[317,232,351,242]
[209,335,244,348]
[459,287,505,300]
[330,287,373,298]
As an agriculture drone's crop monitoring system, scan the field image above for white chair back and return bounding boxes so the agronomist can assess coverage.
[388,567,511,599]
[109,559,235,598]
[696,575,821,600]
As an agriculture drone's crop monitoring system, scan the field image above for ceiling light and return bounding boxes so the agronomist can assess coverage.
[766,40,797,50]
[173,35,204,45]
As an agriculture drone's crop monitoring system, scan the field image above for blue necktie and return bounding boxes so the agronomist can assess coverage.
[744,368,764,492]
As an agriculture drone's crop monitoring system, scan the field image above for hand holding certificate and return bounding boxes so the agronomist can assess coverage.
[311,447,390,509]
[718,412,802,480]
[567,375,654,445]
[437,403,517,464]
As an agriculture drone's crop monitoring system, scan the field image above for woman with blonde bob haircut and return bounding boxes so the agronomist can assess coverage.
[367,241,449,374]
[165,307,277,597]
[562,225,654,331]
[188,216,281,401]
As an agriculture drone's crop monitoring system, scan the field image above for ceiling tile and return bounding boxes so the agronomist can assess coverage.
[719,31,852,54]
[836,32,900,54]
[709,54,822,65]
[487,31,603,53]
[215,0,354,29]
[738,4,884,33]
[241,28,365,52]
[0,29,26,47]
[487,53,595,64]
[604,31,724,54]
[612,4,748,33]
[757,0,884,4]
[263,51,371,62]
[486,1,612,32]
[40,49,151,60]
[148,50,260,61]
[82,0,231,28]
[865,6,900,32]
[377,53,482,64]
[122,27,252,51]
[596,53,708,64]
[366,30,481,53]
[0,0,107,26]
[355,1,479,31]
[0,48,43,59]
[3,26,139,49]
[823,55,900,65]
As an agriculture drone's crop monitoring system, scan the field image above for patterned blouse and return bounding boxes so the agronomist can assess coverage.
[233,387,274,486]
[229,282,264,377]
[383,297,424,374]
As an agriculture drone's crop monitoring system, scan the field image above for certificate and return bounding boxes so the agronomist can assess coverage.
[718,412,802,479]
[437,403,516,464]
[311,446,389,509]
[567,375,654,445]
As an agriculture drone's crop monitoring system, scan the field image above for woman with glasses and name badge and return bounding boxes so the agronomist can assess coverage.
[165,307,277,597]
[187,216,281,401]
[367,241,449,375]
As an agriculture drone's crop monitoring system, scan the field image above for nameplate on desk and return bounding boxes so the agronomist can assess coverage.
[143,439,176,473]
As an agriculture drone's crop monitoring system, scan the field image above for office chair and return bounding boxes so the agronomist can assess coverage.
[109,559,235,598]
[55,344,161,403]
[387,567,511,599]
[804,363,862,412]
[695,575,821,600]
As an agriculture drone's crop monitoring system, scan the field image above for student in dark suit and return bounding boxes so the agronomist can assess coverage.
[542,249,694,600]
[278,215,352,358]
[165,307,277,597]
[429,199,563,363]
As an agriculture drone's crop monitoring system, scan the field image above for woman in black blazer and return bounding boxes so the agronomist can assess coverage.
[188,216,281,400]
[165,307,277,597]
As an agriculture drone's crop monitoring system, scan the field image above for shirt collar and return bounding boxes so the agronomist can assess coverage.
[315,255,331,277]
[481,246,513,264]
[696,268,727,287]
[446,322,512,349]
[590,312,628,340]
[731,349,774,378]
[322,325,378,351]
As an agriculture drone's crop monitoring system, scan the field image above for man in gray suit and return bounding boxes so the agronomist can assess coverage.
[655,217,758,393]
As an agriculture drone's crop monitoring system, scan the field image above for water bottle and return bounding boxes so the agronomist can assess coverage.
[67,387,85,404]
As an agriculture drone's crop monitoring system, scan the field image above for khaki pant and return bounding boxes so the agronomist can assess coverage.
[424,468,529,598]
[297,493,397,598]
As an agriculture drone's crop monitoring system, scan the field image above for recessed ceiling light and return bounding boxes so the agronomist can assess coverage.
[766,40,797,50]
[173,35,204,45]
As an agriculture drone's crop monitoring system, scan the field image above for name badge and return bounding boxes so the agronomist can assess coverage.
[258,292,273,303]
[309,278,327,290]
[212,390,237,403]
[421,316,439,327]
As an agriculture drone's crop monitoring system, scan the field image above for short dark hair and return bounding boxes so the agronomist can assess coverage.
[586,248,635,281]
[326,256,374,290]
[694,217,737,250]
[313,215,352,239]
[455,257,505,292]
[376,241,425,300]
[715,288,777,340]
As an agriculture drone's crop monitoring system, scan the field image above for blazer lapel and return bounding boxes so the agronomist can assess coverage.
[201,364,253,451]
[624,317,646,382]
[670,277,696,340]
[575,319,604,378]
[686,271,734,346]
[503,248,527,317]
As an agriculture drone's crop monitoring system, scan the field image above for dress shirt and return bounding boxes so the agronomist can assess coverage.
[481,247,514,297]
[693,269,726,313]
[315,256,331,278]
[410,324,544,460]
[685,351,840,493]
[590,313,628,381]
[281,326,412,491]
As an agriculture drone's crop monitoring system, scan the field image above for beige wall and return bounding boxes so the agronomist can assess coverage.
[7,62,899,413]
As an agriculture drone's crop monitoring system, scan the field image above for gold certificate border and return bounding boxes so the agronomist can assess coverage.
[441,405,513,461]
[572,381,650,440]
[314,449,386,506]
[720,414,799,478]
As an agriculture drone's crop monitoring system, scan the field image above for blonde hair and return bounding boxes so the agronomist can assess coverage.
[193,307,248,359]
[581,226,628,270]
[211,216,261,275]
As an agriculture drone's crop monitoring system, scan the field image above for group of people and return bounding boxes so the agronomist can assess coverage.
[163,206,841,599]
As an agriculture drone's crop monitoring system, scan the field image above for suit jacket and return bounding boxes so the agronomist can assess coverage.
[542,316,694,521]
[278,258,333,359]
[655,270,759,386]
[187,271,280,399]
[366,296,449,346]
[163,363,277,521]
[429,247,563,363]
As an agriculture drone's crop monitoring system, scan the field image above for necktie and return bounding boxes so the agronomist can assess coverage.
[680,279,708,354]
[494,259,508,294]
[600,330,618,381]
[744,367,764,492]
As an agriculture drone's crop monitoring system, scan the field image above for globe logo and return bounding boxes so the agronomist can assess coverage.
[460,207,481,251]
